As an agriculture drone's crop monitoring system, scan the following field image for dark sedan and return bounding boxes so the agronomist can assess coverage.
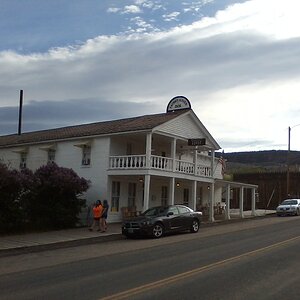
[122,205,202,238]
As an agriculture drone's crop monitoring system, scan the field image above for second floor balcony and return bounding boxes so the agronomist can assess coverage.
[109,154,213,178]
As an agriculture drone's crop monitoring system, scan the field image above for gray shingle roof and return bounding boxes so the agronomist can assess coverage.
[0,110,188,148]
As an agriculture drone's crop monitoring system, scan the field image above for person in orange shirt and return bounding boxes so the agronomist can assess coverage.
[89,200,103,231]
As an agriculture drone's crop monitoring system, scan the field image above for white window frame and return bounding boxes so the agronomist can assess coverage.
[128,182,136,208]
[111,181,120,212]
[48,149,56,163]
[82,145,91,166]
[20,153,27,169]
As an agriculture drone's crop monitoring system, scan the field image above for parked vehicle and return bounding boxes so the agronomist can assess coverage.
[122,205,202,238]
[276,199,300,216]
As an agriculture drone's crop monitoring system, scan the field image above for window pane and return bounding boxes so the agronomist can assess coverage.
[111,181,120,212]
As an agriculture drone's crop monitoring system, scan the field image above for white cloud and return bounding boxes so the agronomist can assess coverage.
[162,12,181,22]
[122,5,142,14]
[1,0,300,151]
[107,7,121,13]
[129,17,157,33]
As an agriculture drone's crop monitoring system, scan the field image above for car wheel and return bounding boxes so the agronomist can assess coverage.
[190,219,199,233]
[296,209,300,216]
[152,223,164,238]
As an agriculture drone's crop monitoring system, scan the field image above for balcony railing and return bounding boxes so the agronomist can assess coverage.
[109,155,212,178]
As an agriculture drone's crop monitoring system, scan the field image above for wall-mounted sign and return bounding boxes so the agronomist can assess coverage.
[188,138,206,146]
[166,96,191,112]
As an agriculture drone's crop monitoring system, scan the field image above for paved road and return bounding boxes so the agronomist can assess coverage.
[0,216,299,300]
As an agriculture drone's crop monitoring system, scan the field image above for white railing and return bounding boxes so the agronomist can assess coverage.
[109,155,212,178]
[151,155,173,171]
[195,164,211,177]
[109,155,146,169]
[175,160,195,174]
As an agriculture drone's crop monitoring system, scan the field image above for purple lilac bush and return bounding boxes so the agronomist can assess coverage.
[0,162,90,232]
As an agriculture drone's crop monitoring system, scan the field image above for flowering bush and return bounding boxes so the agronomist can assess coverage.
[27,163,90,229]
[0,163,25,232]
[0,162,90,232]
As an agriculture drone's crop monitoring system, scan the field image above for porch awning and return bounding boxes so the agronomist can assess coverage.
[73,141,92,148]
[12,147,28,154]
[39,144,56,151]
[215,179,258,189]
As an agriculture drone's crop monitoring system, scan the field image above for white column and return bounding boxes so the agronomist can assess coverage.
[251,188,256,216]
[143,174,151,211]
[171,138,176,172]
[169,177,175,205]
[209,182,215,222]
[225,184,231,220]
[107,176,112,206]
[211,150,215,177]
[146,133,152,168]
[194,150,198,175]
[192,180,197,211]
[239,187,244,218]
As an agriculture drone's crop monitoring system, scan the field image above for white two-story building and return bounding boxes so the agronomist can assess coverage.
[0,96,257,223]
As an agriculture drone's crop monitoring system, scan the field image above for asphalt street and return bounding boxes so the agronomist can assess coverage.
[0,216,299,300]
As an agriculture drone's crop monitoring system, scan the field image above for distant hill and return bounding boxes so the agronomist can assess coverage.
[216,150,300,173]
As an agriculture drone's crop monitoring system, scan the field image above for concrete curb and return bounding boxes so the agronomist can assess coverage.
[0,233,124,258]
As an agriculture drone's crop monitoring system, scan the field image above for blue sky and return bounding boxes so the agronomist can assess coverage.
[1,0,300,152]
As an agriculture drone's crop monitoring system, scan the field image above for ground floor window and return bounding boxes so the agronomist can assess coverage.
[161,186,168,206]
[128,182,136,208]
[111,181,120,212]
[183,188,189,206]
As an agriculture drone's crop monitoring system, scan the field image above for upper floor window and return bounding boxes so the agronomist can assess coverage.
[20,153,27,169]
[48,149,56,163]
[82,145,91,166]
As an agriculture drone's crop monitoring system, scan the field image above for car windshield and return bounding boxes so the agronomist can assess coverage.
[141,207,166,217]
[281,200,298,205]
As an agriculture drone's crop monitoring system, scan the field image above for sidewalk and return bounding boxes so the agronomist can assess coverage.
[0,210,276,257]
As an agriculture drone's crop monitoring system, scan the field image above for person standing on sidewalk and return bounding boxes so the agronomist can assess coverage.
[89,200,103,231]
[100,199,109,232]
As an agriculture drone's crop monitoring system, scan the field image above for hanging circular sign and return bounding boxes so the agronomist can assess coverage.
[166,96,191,112]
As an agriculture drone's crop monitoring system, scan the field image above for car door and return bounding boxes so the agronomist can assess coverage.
[177,206,193,229]
[166,206,181,231]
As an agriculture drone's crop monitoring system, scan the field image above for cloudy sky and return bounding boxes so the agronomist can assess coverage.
[1,0,300,152]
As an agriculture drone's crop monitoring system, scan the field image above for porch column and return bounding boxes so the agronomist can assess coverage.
[194,150,198,176]
[171,138,176,172]
[209,182,215,222]
[146,133,152,168]
[192,180,197,211]
[169,177,175,205]
[239,187,244,218]
[251,188,256,216]
[143,174,151,211]
[211,149,215,177]
[225,184,231,220]
[107,176,112,206]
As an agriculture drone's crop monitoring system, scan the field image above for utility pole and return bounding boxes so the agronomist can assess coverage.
[287,126,291,197]
[18,89,23,135]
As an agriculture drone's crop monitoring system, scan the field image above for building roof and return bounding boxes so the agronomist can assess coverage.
[0,109,188,148]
